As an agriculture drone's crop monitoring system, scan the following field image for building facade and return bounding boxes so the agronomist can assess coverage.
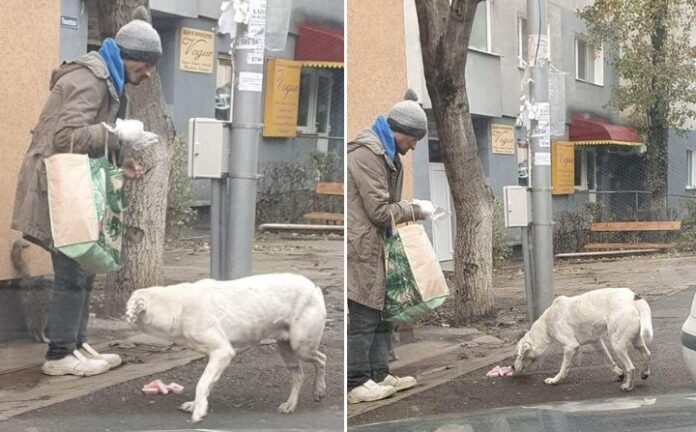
[397,0,691,261]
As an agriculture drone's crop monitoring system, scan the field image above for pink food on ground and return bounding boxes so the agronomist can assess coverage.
[167,382,184,394]
[486,365,514,377]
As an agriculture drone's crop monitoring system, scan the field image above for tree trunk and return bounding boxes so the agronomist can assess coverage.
[646,0,669,221]
[416,0,495,323]
[97,0,175,317]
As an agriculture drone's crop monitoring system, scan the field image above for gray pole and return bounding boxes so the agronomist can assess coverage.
[211,179,223,279]
[527,0,553,319]
[224,20,265,279]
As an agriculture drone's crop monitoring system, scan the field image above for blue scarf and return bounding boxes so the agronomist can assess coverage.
[98,38,125,95]
[371,115,396,161]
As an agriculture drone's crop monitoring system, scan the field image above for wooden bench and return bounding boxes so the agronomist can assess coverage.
[583,221,681,251]
[303,182,344,224]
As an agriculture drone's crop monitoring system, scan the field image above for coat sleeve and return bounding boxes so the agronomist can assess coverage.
[52,68,119,156]
[348,147,415,228]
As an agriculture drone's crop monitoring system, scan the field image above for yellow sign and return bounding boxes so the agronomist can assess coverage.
[180,27,214,74]
[552,141,575,195]
[263,58,302,137]
[491,124,515,155]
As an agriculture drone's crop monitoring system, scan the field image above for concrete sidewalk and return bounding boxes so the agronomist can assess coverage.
[347,325,517,419]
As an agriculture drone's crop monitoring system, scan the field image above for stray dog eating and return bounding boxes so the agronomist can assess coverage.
[126,273,327,423]
[513,287,653,392]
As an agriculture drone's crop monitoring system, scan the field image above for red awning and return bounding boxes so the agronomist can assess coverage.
[569,114,642,146]
[295,24,344,63]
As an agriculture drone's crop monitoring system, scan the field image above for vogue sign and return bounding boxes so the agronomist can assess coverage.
[180,27,214,74]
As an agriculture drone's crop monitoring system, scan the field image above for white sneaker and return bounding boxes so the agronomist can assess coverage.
[379,374,417,392]
[347,379,396,404]
[41,350,110,376]
[80,342,122,369]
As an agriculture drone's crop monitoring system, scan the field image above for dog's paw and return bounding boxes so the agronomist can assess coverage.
[191,403,209,423]
[277,401,297,414]
[313,388,327,402]
[179,401,195,413]
[620,382,634,392]
[641,370,650,380]
[544,377,559,385]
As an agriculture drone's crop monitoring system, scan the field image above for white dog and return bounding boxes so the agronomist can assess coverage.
[125,273,327,423]
[513,288,653,392]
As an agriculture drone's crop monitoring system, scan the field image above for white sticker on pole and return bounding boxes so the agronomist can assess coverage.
[237,0,266,52]
[534,152,551,166]
[537,102,551,147]
[247,49,264,65]
[527,34,549,67]
[238,71,263,92]
[248,0,267,37]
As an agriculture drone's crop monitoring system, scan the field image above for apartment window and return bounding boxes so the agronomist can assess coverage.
[215,55,233,121]
[688,150,696,189]
[576,38,604,85]
[574,148,596,191]
[297,69,333,135]
[517,17,527,67]
[470,1,491,52]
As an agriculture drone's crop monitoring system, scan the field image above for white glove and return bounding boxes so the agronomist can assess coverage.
[113,119,145,143]
[411,199,435,220]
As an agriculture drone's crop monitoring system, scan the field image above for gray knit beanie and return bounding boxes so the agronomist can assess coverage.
[115,6,162,65]
[387,89,427,139]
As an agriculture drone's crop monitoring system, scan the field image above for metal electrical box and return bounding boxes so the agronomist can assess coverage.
[503,186,530,227]
[187,118,230,178]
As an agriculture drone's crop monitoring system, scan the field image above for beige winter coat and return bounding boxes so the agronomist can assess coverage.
[11,52,123,250]
[347,129,416,311]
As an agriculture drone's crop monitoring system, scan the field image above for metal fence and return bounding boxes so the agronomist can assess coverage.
[255,135,344,224]
[552,190,696,253]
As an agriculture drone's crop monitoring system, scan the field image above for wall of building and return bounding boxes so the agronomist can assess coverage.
[1,0,60,340]
[668,129,696,214]
[60,0,89,62]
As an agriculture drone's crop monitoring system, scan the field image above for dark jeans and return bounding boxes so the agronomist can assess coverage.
[347,300,393,391]
[46,252,95,360]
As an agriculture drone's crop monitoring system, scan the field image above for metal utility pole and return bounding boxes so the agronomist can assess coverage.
[527,0,553,320]
[224,3,266,280]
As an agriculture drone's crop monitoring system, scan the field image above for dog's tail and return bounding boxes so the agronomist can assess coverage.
[126,293,147,325]
[633,294,653,348]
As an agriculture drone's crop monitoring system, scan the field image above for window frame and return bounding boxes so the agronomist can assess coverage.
[469,0,491,53]
[574,147,597,192]
[296,68,334,136]
[687,150,696,189]
[575,36,604,86]
[215,54,233,122]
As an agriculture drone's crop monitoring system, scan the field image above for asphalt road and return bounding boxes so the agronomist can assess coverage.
[0,329,344,432]
[350,286,696,427]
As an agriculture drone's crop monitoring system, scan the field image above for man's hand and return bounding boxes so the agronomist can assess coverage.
[122,157,144,181]
[411,199,435,220]
[114,119,145,143]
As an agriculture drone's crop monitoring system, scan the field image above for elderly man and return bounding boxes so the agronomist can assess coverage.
[347,90,435,403]
[11,6,162,377]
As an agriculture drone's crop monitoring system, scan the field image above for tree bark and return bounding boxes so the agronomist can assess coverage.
[646,0,669,220]
[416,0,495,323]
[97,0,175,317]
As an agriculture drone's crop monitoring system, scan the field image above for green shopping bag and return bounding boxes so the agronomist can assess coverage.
[384,212,450,324]
[46,150,126,274]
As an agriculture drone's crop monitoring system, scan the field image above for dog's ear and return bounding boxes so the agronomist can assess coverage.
[517,340,531,356]
[126,295,147,324]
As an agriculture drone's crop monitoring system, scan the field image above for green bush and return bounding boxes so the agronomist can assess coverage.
[678,198,696,251]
